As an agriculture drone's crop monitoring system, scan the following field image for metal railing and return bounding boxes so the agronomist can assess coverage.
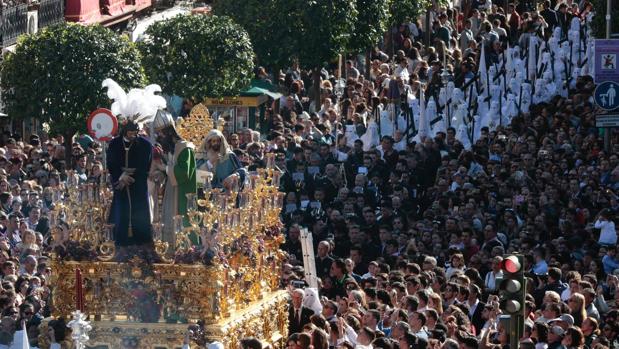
[37,0,63,30]
[1,3,28,47]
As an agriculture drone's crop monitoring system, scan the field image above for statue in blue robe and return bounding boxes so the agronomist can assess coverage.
[107,131,154,247]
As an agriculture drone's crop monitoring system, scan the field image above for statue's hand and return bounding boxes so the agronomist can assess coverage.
[117,172,135,189]
[222,173,239,190]
[150,170,166,183]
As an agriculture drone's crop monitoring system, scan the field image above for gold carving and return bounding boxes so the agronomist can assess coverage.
[176,103,215,148]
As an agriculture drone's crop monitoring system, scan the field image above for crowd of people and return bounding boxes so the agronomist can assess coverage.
[266,2,618,349]
[0,132,82,347]
[0,0,614,349]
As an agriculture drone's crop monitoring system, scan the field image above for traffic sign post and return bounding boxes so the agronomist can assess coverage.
[87,108,118,171]
[87,108,118,142]
[594,40,619,84]
[594,82,619,111]
[594,40,619,152]
[596,114,619,127]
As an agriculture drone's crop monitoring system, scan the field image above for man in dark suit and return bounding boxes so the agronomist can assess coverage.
[556,3,572,38]
[288,288,313,334]
[467,284,486,333]
[540,1,558,30]
[315,241,334,279]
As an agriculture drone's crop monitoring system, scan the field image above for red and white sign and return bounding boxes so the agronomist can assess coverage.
[87,108,118,142]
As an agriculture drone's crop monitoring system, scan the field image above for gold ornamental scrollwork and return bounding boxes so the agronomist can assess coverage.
[176,103,215,149]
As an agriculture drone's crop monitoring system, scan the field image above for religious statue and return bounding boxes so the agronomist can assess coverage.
[151,110,197,247]
[196,129,246,190]
[102,79,166,250]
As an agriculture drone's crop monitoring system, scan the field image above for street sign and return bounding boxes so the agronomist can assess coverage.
[596,114,619,127]
[594,81,619,111]
[87,108,118,142]
[595,39,619,83]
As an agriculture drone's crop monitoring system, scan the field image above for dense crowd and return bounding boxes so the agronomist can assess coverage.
[259,2,616,349]
[0,131,96,348]
[0,1,614,349]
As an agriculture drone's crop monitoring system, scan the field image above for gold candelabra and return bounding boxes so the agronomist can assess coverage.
[51,153,288,326]
[172,153,286,314]
[48,172,171,261]
[48,172,116,260]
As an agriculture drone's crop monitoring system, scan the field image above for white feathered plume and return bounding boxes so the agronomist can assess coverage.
[102,78,166,127]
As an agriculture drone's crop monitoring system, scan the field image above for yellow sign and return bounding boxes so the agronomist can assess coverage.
[204,96,266,107]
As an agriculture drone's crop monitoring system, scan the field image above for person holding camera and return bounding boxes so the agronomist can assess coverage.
[595,209,617,247]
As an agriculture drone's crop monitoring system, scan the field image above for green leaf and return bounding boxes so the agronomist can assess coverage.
[0,23,145,137]
[138,14,255,100]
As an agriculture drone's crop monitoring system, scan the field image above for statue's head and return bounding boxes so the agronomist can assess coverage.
[121,118,141,142]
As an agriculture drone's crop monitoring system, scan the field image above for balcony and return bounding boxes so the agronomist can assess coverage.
[1,0,64,48]
[1,3,27,47]
[38,0,64,29]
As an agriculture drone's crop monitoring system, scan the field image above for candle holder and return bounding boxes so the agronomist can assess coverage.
[98,224,115,261]
[152,222,170,262]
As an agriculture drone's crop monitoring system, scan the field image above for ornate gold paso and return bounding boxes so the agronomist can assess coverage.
[47,154,289,349]
[49,245,288,348]
[53,291,289,349]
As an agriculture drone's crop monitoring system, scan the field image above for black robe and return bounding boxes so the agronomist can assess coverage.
[107,136,153,246]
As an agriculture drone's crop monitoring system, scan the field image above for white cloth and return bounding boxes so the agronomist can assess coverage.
[303,288,323,315]
[9,329,29,349]
[414,328,429,341]
[561,288,571,302]
[484,270,503,291]
[595,219,617,245]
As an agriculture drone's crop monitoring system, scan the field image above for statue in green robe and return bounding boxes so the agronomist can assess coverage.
[152,110,197,248]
